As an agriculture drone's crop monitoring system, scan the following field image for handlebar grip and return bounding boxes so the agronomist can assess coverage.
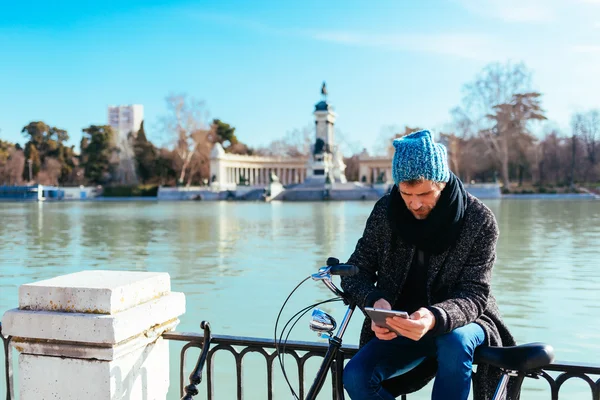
[329,264,359,276]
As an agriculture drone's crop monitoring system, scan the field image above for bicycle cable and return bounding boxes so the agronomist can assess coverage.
[274,275,344,399]
[274,276,310,399]
[280,298,343,379]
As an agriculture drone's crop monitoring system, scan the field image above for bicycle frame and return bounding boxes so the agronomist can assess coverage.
[297,259,556,400]
[305,266,355,400]
[302,265,525,400]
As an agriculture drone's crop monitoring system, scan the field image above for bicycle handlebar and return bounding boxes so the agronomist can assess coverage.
[329,264,359,276]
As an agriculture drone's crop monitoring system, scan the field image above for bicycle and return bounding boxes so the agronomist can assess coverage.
[275,257,556,400]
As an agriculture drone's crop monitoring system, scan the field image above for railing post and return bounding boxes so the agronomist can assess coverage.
[1,323,14,400]
[1,270,185,400]
[180,322,212,400]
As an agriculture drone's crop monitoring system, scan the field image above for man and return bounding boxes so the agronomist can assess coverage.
[341,130,515,400]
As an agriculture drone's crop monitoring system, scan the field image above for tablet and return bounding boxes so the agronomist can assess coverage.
[364,307,410,334]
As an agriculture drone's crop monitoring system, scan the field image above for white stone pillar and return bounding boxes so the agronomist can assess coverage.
[1,270,185,400]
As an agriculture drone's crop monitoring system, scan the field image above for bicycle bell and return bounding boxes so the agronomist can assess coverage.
[309,308,337,337]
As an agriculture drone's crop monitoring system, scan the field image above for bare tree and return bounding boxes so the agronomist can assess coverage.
[439,132,462,177]
[344,155,360,182]
[37,157,62,185]
[372,125,423,156]
[537,128,563,185]
[254,125,313,157]
[482,92,545,187]
[571,110,600,182]
[333,128,362,158]
[162,94,212,185]
[453,62,540,188]
[1,148,25,185]
[185,128,215,186]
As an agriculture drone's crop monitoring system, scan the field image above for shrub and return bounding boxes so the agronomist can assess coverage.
[101,185,158,197]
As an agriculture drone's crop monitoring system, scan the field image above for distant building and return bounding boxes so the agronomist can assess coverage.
[357,147,394,184]
[209,83,347,189]
[107,105,144,138]
[107,104,143,184]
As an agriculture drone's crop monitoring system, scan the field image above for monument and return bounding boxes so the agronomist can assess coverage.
[270,83,380,201]
[304,82,347,185]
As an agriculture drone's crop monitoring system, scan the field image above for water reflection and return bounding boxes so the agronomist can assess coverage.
[0,199,598,400]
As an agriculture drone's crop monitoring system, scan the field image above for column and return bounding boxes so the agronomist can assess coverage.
[1,270,185,400]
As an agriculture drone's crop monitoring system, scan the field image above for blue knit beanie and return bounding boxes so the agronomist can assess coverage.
[391,130,450,184]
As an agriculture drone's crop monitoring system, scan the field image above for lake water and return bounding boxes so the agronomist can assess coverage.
[1,199,599,399]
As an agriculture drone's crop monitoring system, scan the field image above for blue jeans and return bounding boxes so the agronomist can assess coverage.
[343,323,485,400]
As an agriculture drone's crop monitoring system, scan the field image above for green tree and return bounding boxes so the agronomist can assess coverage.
[154,149,177,185]
[132,121,158,183]
[80,125,116,184]
[21,121,74,184]
[212,119,238,149]
[23,142,41,181]
[58,144,77,184]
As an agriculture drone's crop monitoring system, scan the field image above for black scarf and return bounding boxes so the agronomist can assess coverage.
[388,172,468,254]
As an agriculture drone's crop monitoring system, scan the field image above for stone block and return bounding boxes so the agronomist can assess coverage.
[19,337,170,400]
[18,270,171,314]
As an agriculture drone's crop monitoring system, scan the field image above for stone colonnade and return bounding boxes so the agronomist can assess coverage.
[357,157,394,184]
[222,164,308,185]
[210,145,309,186]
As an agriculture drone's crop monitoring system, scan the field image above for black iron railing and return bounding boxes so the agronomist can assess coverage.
[163,322,361,400]
[1,323,14,400]
[3,320,600,400]
[163,321,600,400]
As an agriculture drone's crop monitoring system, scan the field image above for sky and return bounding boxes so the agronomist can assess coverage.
[1,0,599,155]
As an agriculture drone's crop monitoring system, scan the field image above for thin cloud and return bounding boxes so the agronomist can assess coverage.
[180,10,289,37]
[310,31,500,61]
[455,0,557,22]
[573,44,600,54]
[179,10,503,62]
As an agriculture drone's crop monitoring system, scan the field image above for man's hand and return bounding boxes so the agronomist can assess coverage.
[385,307,436,341]
[370,299,397,340]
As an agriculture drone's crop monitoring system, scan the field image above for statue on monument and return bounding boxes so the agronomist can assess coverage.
[269,171,280,183]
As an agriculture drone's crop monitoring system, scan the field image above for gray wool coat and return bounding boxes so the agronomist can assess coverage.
[340,192,518,400]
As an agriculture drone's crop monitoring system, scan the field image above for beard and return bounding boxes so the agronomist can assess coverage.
[410,206,433,220]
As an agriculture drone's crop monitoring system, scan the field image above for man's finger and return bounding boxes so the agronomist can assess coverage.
[376,331,397,340]
[372,324,390,334]
[386,317,416,332]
